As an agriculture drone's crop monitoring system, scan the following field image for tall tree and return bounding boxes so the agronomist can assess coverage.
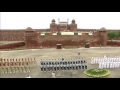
[108,32,117,40]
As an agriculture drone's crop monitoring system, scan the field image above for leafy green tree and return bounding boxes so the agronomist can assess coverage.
[118,31,120,37]
[108,32,119,40]
[108,32,116,40]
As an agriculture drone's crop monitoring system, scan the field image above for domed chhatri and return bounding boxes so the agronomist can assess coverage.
[72,19,75,23]
[26,27,32,30]
[52,19,55,23]
[84,68,110,78]
[100,27,106,30]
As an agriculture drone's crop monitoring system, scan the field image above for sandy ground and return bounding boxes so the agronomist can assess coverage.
[0,47,120,78]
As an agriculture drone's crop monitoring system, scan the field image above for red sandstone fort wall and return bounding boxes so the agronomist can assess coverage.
[38,34,101,47]
[0,29,108,48]
[0,42,25,49]
[107,41,120,46]
[0,29,50,41]
[0,30,25,41]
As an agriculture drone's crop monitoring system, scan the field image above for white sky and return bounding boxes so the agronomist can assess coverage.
[1,12,120,29]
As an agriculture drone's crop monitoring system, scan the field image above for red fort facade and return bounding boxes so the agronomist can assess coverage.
[0,19,108,48]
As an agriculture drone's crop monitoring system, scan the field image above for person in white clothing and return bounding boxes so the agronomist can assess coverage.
[116,62,118,68]
[52,72,56,78]
[109,58,111,62]
[112,62,115,68]
[116,63,119,68]
[111,63,113,68]
[91,57,93,60]
[102,63,104,68]
[26,75,31,78]
[104,63,107,68]
[114,62,116,68]
[99,63,102,69]
[107,62,109,68]
[101,63,103,68]
[91,60,93,64]
[119,57,120,62]
[111,58,113,62]
[118,63,120,68]
[110,63,112,68]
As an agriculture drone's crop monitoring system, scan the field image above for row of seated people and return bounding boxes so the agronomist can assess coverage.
[0,58,37,74]
[40,64,87,71]
[41,60,87,65]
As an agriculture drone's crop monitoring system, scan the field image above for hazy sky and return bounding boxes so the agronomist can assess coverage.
[1,12,120,29]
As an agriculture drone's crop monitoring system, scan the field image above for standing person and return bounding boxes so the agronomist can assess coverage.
[78,51,80,55]
[26,75,31,78]
[107,62,109,68]
[52,72,56,78]
[99,63,101,69]
[61,55,64,61]
[24,59,28,72]
[34,58,37,66]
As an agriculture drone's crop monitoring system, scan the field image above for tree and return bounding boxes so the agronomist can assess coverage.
[108,32,119,40]
[118,31,120,37]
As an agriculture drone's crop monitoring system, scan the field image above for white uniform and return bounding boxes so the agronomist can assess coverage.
[110,58,111,62]
[107,62,109,68]
[95,58,96,64]
[99,63,102,69]
[117,63,119,68]
[103,63,106,68]
[116,62,118,68]
[93,59,94,64]
[111,58,113,62]
[52,72,56,78]
[113,63,115,68]
[101,63,103,68]
[91,57,93,64]
[99,63,101,68]
[26,75,31,78]
[119,57,120,62]
[111,62,113,68]
[119,63,120,68]
[110,63,112,68]
[114,57,116,62]
[91,60,93,64]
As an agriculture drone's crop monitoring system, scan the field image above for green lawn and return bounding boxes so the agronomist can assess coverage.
[84,68,110,78]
